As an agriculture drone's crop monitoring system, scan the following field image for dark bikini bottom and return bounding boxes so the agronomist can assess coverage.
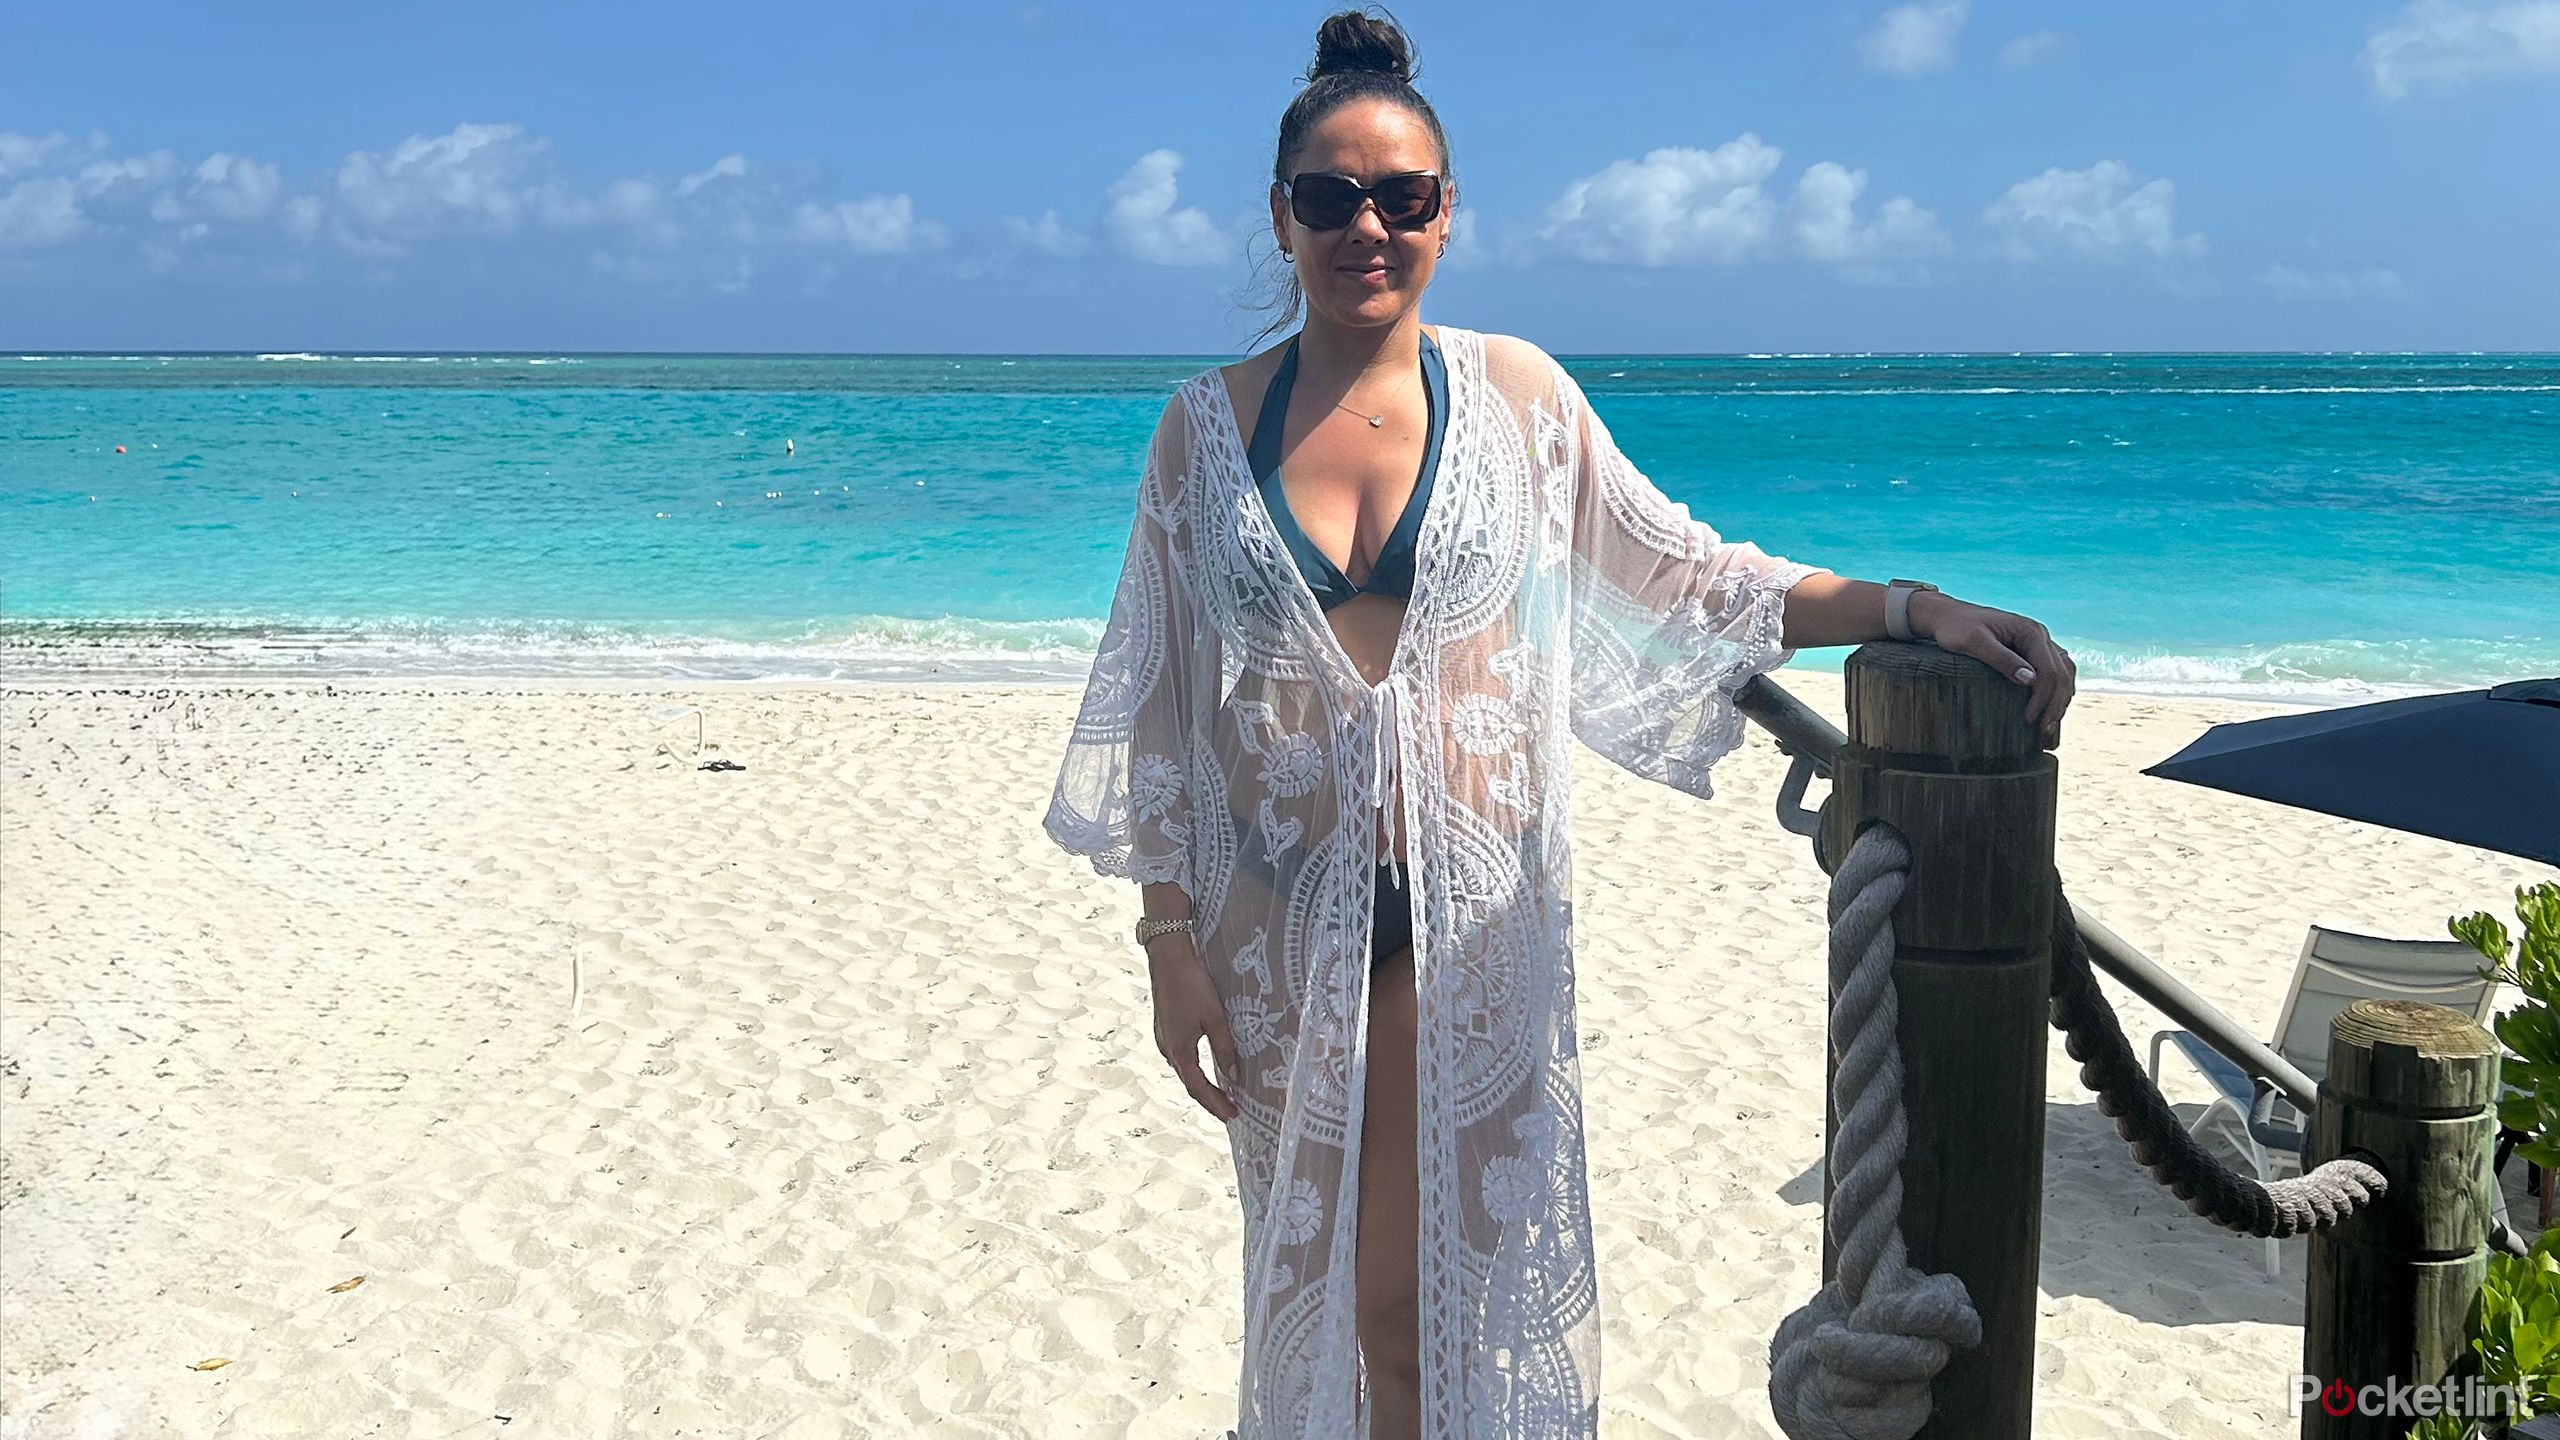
[1234,809,1414,970]
[1369,860,1413,969]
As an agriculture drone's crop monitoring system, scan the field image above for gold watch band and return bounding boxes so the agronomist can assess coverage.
[1134,915,1196,947]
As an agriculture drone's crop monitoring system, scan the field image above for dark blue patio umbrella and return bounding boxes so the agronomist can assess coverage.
[2142,678,2560,867]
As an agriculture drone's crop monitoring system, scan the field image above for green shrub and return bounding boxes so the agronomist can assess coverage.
[2414,883,2560,1439]
[2479,885,2560,1177]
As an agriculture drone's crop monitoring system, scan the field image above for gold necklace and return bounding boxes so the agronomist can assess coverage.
[1296,335,1402,426]
[1328,391,1393,427]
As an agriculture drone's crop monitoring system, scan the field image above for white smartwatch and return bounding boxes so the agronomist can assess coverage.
[1884,579,1938,642]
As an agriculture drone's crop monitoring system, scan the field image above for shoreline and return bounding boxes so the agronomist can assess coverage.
[0,662,2458,714]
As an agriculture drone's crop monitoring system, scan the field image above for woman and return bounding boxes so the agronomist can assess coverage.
[1043,10,2077,1437]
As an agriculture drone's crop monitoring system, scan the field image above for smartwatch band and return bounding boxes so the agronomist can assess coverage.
[1884,578,1938,643]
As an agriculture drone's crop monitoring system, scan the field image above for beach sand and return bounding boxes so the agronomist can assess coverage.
[2,673,2546,1438]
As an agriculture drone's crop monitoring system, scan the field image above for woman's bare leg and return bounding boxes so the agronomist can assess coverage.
[1356,942,1421,1438]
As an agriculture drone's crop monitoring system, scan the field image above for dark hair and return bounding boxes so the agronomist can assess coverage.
[1237,7,1454,352]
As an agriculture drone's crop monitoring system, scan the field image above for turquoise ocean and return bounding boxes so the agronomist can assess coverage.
[4,351,2554,701]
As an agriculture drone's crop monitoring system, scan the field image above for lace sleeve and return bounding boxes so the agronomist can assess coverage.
[1554,358,1824,799]
[1042,394,1214,892]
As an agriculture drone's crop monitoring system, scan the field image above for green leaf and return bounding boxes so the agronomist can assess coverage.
[2459,910,2516,965]
[2496,1008,2560,1067]
[2519,883,2560,980]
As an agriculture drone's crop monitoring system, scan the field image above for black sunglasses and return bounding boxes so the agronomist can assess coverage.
[1280,170,1444,232]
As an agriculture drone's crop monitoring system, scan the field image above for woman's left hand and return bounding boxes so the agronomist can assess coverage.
[1911,592,2077,746]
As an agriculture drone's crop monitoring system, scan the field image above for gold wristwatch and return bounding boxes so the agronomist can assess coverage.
[1134,915,1196,947]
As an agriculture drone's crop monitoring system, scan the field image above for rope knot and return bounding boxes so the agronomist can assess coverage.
[1770,1272,1983,1440]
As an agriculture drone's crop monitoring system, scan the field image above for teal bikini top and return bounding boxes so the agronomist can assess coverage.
[1246,329,1448,610]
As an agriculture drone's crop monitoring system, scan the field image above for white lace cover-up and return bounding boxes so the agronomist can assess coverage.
[1044,326,1822,1438]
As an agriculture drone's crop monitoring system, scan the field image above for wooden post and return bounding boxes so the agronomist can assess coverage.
[1818,642,2056,1440]
[2302,998,2501,1440]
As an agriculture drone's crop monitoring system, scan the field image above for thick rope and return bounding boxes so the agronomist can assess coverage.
[1770,825,1982,1440]
[2043,878,2388,1237]
[1769,834,2392,1440]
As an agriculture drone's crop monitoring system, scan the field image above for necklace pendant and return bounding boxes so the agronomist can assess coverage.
[1368,414,1384,427]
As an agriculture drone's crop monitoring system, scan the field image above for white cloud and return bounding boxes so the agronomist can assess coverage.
[1999,31,2068,67]
[1529,137,1942,275]
[70,150,183,233]
[0,124,940,282]
[1983,160,2205,262]
[328,123,557,244]
[0,137,244,250]
[1001,208,1088,257]
[0,133,60,178]
[791,195,938,253]
[188,155,284,223]
[282,195,324,240]
[1105,149,1230,266]
[2259,263,2407,299]
[621,156,757,247]
[0,175,82,247]
[1861,0,1970,75]
[1791,161,1950,268]
[1532,137,1786,265]
[0,131,99,180]
[678,154,748,197]
[2364,0,2560,97]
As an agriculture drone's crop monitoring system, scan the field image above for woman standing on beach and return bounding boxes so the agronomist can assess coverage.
[1044,10,2077,1437]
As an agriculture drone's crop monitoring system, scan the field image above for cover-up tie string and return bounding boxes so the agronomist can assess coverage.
[1370,670,1418,895]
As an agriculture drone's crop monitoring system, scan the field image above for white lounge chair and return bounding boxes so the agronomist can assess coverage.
[2146,924,2503,1277]
[642,704,704,763]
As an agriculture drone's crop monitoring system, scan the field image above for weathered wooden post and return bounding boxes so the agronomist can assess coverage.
[1818,642,2057,1439]
[2302,998,2501,1440]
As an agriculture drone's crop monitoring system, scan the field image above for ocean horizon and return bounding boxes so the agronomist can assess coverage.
[7,348,2555,704]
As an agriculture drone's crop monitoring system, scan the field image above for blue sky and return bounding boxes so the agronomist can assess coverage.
[3,1,2556,353]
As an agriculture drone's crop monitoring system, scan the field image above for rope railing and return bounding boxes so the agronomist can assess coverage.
[2043,879,2391,1238]
[1733,671,2524,1258]
[1742,658,2516,1440]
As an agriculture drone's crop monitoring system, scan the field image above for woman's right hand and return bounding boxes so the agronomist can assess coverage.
[1147,936,1241,1123]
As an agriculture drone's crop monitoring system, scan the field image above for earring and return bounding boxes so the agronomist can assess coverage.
[1281,248,1293,260]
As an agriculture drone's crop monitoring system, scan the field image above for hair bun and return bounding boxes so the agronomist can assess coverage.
[1307,9,1414,84]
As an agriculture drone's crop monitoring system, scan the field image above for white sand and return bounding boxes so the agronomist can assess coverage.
[2,674,2545,1438]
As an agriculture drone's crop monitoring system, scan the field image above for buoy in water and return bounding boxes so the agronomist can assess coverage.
[114,445,126,453]
[785,438,795,457]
